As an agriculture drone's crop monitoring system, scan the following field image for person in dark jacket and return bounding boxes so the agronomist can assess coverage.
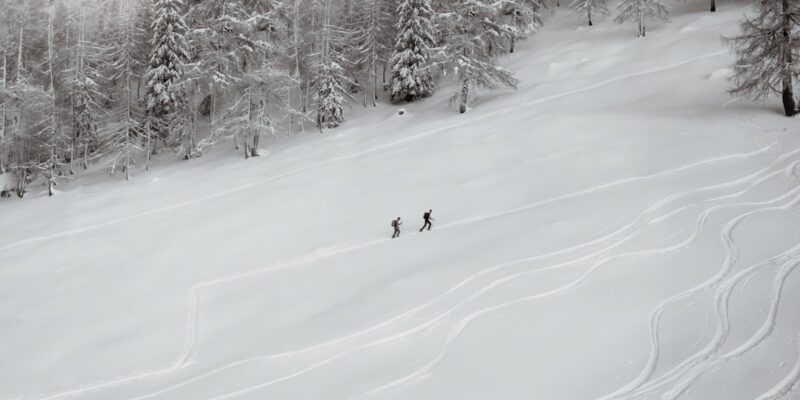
[391,217,403,238]
[419,209,434,232]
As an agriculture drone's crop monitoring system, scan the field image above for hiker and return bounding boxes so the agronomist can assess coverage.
[419,209,434,232]
[391,217,403,238]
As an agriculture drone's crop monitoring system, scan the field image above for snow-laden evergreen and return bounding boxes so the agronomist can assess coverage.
[614,0,669,37]
[313,0,351,130]
[144,0,191,156]
[106,0,147,180]
[436,0,519,113]
[352,0,395,106]
[68,4,105,172]
[727,0,800,116]
[315,61,347,129]
[570,0,609,26]
[390,0,436,102]
[501,0,546,53]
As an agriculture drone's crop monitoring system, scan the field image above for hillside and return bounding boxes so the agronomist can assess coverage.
[2,2,800,400]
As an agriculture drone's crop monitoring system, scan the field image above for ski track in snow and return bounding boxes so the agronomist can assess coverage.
[351,156,800,399]
[601,205,800,399]
[4,50,788,400]
[15,135,779,400]
[18,139,770,400]
[755,333,800,400]
[176,149,799,400]
[596,158,800,400]
[108,144,799,400]
[660,258,800,400]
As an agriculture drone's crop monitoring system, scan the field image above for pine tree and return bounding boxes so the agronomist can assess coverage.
[727,0,800,116]
[41,9,70,196]
[390,0,436,102]
[570,0,608,26]
[312,0,351,131]
[501,0,545,53]
[614,0,668,37]
[316,62,347,129]
[135,0,155,103]
[69,3,102,170]
[107,0,147,179]
[144,0,191,157]
[436,0,518,113]
[352,0,394,106]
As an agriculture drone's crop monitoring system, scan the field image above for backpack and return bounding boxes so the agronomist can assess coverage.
[423,212,430,220]
[391,219,398,228]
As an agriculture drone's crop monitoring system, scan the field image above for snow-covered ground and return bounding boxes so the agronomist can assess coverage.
[2,2,800,399]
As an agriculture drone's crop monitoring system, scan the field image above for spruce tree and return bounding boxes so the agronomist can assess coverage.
[314,0,350,131]
[144,0,191,156]
[107,0,147,179]
[353,0,394,106]
[390,0,436,102]
[727,0,799,116]
[502,0,546,53]
[614,0,668,37]
[316,62,347,129]
[437,0,518,113]
[570,0,609,26]
[69,4,102,170]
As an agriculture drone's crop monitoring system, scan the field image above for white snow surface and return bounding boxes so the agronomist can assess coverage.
[3,4,800,400]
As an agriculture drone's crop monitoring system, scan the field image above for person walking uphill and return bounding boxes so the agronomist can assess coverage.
[419,209,434,232]
[391,217,403,238]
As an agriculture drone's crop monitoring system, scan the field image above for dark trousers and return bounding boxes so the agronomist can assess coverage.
[420,220,432,232]
[392,229,400,238]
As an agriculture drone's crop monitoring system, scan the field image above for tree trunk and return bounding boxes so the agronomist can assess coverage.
[382,60,388,91]
[210,83,216,136]
[1,52,6,174]
[251,128,260,157]
[372,61,378,106]
[459,79,468,114]
[781,0,797,116]
[363,73,368,107]
[588,8,593,26]
[17,169,26,198]
[710,0,716,12]
[145,120,152,171]
[639,14,646,37]
[781,86,796,116]
[83,142,89,169]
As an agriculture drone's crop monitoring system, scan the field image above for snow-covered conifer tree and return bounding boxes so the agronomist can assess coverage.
[135,0,155,102]
[312,0,351,131]
[727,0,800,116]
[501,0,545,53]
[390,0,436,102]
[353,0,394,106]
[315,62,347,129]
[42,11,69,196]
[614,0,668,37]
[570,0,609,26]
[436,0,519,113]
[69,4,102,170]
[144,0,191,157]
[106,0,147,179]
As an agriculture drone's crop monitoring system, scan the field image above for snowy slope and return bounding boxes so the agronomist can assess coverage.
[2,2,800,400]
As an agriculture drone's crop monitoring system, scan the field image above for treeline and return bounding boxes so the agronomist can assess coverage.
[0,0,794,199]
[0,0,548,197]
